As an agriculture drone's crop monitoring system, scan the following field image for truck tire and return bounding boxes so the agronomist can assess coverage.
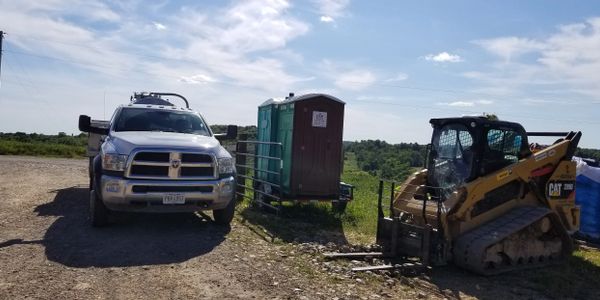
[213,197,235,225]
[332,201,348,213]
[88,157,94,190]
[90,156,110,227]
[90,189,109,227]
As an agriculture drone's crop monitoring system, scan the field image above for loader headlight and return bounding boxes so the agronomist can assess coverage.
[102,153,128,171]
[217,157,235,176]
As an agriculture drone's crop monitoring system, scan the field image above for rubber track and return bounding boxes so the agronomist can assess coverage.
[453,206,567,275]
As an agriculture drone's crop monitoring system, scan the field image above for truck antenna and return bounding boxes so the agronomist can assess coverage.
[103,90,106,119]
[0,31,5,86]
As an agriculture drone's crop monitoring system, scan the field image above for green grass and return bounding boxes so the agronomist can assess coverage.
[237,152,600,298]
[519,247,600,299]
[0,140,86,158]
[237,152,398,244]
[340,152,388,239]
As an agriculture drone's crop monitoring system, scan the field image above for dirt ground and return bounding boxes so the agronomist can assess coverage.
[0,155,597,299]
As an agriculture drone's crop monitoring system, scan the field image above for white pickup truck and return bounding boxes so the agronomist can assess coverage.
[78,92,237,227]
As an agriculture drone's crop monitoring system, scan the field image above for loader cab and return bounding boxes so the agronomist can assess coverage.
[427,117,529,199]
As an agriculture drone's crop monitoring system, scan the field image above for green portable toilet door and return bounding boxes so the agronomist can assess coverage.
[256,106,273,182]
[277,104,294,195]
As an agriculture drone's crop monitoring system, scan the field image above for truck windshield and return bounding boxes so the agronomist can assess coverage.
[113,108,210,136]
[429,123,474,199]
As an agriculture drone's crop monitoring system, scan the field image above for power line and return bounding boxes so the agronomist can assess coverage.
[9,51,40,94]
[3,58,31,94]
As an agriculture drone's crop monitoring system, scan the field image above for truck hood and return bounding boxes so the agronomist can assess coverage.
[106,131,229,157]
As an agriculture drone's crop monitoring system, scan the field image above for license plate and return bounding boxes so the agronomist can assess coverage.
[163,194,185,204]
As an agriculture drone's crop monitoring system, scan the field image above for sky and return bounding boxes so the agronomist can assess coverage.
[1,0,600,148]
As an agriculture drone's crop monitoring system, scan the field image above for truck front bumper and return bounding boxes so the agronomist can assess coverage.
[100,175,235,213]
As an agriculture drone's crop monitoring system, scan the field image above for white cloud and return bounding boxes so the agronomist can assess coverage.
[385,72,408,82]
[153,22,167,30]
[320,15,334,23]
[319,60,377,91]
[437,100,494,107]
[474,37,545,62]
[521,98,571,106]
[0,0,133,76]
[439,101,474,107]
[477,99,494,105]
[217,0,309,53]
[312,0,349,23]
[425,52,463,63]
[470,17,600,100]
[335,70,376,90]
[355,95,394,101]
[179,74,217,84]
[0,0,319,137]
[148,2,309,92]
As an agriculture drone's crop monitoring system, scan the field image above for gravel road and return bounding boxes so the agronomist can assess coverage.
[0,156,409,299]
[1,155,579,300]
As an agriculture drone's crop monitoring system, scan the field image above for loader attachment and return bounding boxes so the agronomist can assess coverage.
[375,180,447,267]
[323,180,443,274]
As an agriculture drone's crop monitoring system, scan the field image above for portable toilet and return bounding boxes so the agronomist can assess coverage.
[256,93,345,199]
[574,157,600,239]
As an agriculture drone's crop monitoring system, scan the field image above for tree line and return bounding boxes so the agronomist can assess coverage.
[0,132,88,146]
[575,148,600,162]
[344,140,427,181]
[1,130,599,171]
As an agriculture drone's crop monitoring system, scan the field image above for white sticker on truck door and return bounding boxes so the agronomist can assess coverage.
[312,111,327,128]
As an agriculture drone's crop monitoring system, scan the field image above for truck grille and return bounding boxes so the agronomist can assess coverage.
[131,185,214,193]
[127,151,216,180]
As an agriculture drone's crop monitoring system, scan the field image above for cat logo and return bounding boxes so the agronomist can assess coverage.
[548,182,563,197]
[547,180,575,199]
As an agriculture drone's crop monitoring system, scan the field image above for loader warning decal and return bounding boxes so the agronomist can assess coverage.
[534,149,556,162]
[312,111,327,128]
[496,169,512,181]
[547,180,575,199]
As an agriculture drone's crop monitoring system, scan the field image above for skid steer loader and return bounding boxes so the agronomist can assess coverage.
[351,116,581,275]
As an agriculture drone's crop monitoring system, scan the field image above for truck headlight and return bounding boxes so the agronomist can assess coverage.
[102,153,128,171]
[217,157,235,176]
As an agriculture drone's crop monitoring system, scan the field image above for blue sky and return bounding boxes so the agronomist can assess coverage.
[1,0,599,147]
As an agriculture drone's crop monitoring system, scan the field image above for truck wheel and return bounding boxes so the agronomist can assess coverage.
[213,197,235,226]
[332,201,348,213]
[88,157,94,190]
[90,189,109,227]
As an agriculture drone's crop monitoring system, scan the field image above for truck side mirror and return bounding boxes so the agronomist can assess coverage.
[79,115,91,132]
[226,125,238,139]
[79,114,109,135]
[215,125,238,141]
